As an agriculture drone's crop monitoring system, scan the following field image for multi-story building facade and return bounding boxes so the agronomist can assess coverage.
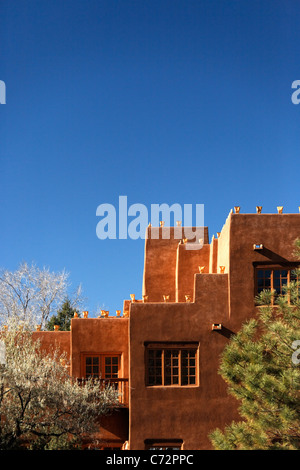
[33,208,300,450]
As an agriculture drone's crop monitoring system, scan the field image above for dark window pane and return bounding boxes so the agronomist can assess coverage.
[86,357,92,365]
[181,375,188,385]
[181,366,188,377]
[165,375,171,385]
[182,358,188,367]
[181,350,188,359]
[155,376,162,385]
[148,376,155,385]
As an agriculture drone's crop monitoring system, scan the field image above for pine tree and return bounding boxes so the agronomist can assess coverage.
[210,241,300,450]
[46,298,80,331]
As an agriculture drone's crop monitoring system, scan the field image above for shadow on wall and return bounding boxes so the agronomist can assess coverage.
[213,326,235,339]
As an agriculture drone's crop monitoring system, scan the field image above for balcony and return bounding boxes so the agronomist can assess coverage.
[103,378,129,407]
[78,378,129,407]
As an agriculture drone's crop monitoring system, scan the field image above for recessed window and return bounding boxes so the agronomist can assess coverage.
[82,354,120,380]
[146,343,198,387]
[256,267,299,297]
[145,439,183,450]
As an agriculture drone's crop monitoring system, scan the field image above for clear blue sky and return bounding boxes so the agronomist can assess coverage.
[1,1,299,317]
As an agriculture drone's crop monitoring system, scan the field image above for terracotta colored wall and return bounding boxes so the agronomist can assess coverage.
[143,226,209,302]
[70,317,129,445]
[129,213,300,449]
[32,331,70,357]
[228,213,300,325]
[142,227,184,302]
[216,211,231,275]
[176,244,210,302]
[70,318,129,379]
[96,409,129,444]
[209,236,218,273]
[129,299,239,450]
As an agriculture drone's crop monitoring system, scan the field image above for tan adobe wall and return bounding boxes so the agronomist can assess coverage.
[70,318,129,379]
[142,226,209,302]
[228,213,300,323]
[32,331,70,358]
[176,243,210,302]
[128,299,238,450]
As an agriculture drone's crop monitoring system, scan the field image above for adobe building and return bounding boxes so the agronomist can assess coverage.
[33,207,300,450]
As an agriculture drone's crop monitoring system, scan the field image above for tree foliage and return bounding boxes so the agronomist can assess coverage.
[210,242,300,450]
[0,320,118,450]
[46,298,80,331]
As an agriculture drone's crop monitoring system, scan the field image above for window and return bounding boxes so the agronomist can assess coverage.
[146,343,198,387]
[256,267,299,297]
[82,354,120,379]
[81,354,128,405]
[145,439,183,450]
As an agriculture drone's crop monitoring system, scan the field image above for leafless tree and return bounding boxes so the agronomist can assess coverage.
[0,262,82,329]
[0,320,118,449]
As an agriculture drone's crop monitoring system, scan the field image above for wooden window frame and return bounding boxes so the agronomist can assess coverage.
[255,264,299,304]
[145,343,199,387]
[81,353,122,380]
[145,439,183,450]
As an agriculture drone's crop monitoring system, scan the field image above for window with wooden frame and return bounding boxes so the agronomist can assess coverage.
[145,439,183,450]
[82,354,121,380]
[145,343,199,387]
[255,266,299,298]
